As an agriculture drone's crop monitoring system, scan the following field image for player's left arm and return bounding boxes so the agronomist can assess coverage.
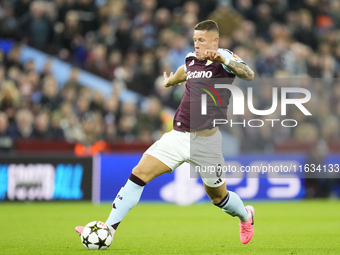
[163,65,187,87]
[204,50,255,81]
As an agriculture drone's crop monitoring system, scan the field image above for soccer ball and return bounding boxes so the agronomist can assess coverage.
[80,221,113,250]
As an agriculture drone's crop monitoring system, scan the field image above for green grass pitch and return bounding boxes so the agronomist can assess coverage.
[1,200,340,254]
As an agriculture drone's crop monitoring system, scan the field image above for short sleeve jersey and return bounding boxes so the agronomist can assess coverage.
[173,48,247,131]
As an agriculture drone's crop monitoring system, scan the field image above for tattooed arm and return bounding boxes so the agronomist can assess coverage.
[203,50,255,81]
[225,60,255,81]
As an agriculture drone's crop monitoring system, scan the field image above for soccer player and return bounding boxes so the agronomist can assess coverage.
[76,20,255,244]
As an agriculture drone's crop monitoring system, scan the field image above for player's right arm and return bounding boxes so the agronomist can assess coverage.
[205,49,255,81]
[224,60,254,81]
[163,65,187,87]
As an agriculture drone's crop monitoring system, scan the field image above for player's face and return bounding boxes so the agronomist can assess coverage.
[193,30,218,61]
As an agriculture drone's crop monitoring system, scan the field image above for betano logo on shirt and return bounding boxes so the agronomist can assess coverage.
[187,70,213,79]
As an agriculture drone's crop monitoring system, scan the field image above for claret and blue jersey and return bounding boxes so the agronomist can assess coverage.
[173,48,248,131]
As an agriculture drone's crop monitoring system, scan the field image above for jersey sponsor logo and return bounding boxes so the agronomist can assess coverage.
[187,70,213,79]
[189,60,195,66]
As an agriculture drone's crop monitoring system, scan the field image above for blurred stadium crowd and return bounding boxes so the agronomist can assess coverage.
[0,0,339,155]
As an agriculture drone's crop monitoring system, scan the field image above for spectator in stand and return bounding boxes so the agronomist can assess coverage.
[0,52,5,67]
[293,9,318,50]
[75,95,91,120]
[13,0,31,20]
[96,22,115,50]
[18,1,54,50]
[49,111,65,139]
[6,46,21,68]
[321,116,340,142]
[254,3,274,39]
[107,50,122,80]
[54,10,83,62]
[59,111,85,143]
[0,2,17,40]
[167,33,192,71]
[103,97,118,141]
[116,114,137,142]
[39,75,62,111]
[136,97,165,141]
[0,80,20,123]
[31,111,52,139]
[153,8,172,39]
[129,51,157,96]
[114,18,132,56]
[13,108,34,139]
[90,91,104,113]
[209,1,243,36]
[74,113,110,156]
[330,0,340,28]
[85,43,110,79]
[233,0,256,21]
[62,83,78,104]
[76,0,99,36]
[0,111,14,153]
[57,0,77,23]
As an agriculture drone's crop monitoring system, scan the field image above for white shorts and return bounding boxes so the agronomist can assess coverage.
[144,129,226,187]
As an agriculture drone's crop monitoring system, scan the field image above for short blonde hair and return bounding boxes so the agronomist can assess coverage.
[194,20,219,34]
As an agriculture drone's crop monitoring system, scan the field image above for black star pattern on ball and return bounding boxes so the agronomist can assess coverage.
[82,235,92,249]
[94,237,107,250]
[89,224,99,234]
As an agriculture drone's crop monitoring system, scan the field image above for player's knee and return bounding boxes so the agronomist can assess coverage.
[131,155,172,183]
[132,164,146,179]
[131,164,154,183]
[204,183,228,204]
[210,195,225,205]
[207,188,228,204]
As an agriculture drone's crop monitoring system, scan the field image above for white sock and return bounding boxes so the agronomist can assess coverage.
[215,191,250,222]
[105,174,145,230]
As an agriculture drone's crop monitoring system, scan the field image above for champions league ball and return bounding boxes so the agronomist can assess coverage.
[81,221,113,250]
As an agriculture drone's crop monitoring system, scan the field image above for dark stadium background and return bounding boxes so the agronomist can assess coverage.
[0,0,339,203]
